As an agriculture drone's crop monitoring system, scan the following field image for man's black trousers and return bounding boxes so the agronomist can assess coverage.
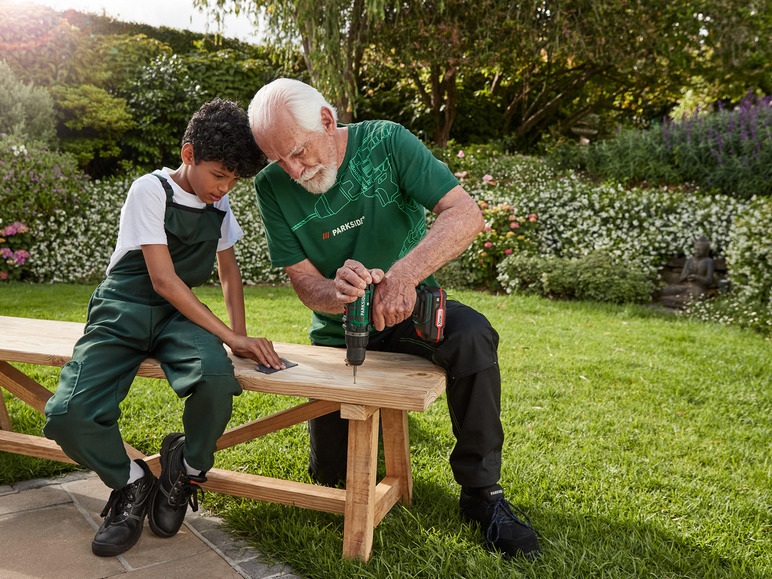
[308,300,504,489]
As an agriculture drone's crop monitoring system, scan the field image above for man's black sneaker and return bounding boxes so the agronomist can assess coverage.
[91,459,157,557]
[460,484,541,561]
[148,432,206,538]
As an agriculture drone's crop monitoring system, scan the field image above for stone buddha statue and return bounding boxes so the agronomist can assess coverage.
[660,236,715,309]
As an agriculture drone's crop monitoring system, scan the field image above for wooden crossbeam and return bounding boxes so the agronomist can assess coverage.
[216,399,340,450]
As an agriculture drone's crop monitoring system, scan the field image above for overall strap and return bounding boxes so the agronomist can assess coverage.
[153,173,226,218]
[153,173,175,203]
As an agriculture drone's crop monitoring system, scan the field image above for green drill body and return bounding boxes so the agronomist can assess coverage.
[343,283,446,383]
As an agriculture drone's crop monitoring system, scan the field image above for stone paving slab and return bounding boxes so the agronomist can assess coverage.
[0,471,303,578]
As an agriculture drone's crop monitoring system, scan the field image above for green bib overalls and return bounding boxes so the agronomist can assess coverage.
[44,175,243,489]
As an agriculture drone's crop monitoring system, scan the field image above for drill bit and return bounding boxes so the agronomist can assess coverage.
[352,366,357,384]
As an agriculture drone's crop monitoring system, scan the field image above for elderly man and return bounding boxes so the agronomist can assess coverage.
[248,78,541,561]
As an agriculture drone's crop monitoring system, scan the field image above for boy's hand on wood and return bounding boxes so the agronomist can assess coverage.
[230,335,285,370]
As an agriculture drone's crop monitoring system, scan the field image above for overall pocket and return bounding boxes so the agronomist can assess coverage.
[44,360,82,417]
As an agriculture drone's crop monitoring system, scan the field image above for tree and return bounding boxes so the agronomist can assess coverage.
[369,0,510,146]
[0,60,57,144]
[193,0,396,121]
[50,84,135,176]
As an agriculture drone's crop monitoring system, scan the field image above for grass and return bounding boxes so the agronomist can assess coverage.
[1,282,770,578]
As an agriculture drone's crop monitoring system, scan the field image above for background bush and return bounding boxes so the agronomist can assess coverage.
[437,150,747,291]
[685,196,772,334]
[25,176,284,285]
[0,134,90,223]
[497,251,655,304]
[0,220,32,281]
[5,139,770,335]
[440,200,539,291]
[0,61,56,145]
[550,92,772,200]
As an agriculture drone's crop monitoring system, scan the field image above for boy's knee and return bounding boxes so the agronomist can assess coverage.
[44,396,101,442]
[195,374,243,399]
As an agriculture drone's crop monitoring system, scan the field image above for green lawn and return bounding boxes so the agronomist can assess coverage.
[1,282,770,578]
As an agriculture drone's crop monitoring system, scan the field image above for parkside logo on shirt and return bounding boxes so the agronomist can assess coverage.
[324,215,366,239]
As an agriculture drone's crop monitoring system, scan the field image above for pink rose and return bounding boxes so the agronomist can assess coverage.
[510,222,519,229]
[484,242,493,248]
[504,249,513,255]
[457,150,465,158]
[482,174,493,183]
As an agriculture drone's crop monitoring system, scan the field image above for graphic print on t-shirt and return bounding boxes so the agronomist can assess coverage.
[288,123,425,261]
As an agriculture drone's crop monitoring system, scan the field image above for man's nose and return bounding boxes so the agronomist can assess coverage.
[283,158,304,180]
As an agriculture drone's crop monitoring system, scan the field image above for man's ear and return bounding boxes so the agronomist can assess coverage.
[181,142,195,165]
[320,107,336,134]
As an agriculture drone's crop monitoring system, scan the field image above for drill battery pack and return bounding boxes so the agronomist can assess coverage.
[412,284,447,343]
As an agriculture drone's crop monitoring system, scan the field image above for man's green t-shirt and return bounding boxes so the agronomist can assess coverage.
[255,120,459,345]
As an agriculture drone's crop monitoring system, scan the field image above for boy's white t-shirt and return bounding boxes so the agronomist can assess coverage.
[106,168,244,275]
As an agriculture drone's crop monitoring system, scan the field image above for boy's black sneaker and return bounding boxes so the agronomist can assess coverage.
[92,459,157,557]
[148,432,206,538]
[460,483,541,561]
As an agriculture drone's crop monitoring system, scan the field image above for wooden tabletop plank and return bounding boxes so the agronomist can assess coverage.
[0,315,446,412]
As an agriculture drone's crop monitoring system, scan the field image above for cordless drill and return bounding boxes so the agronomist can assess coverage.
[343,283,447,383]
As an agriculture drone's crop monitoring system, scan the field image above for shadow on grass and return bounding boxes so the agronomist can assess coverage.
[221,475,766,579]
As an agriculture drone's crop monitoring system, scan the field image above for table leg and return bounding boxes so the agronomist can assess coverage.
[341,407,379,561]
[0,389,12,431]
[381,408,412,505]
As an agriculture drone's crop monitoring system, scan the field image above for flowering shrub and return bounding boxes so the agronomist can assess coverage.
[469,163,746,276]
[725,196,772,306]
[550,91,772,200]
[450,202,539,290]
[26,177,286,285]
[223,181,287,286]
[29,178,127,283]
[16,152,772,338]
[434,151,747,292]
[0,220,31,281]
[0,134,90,223]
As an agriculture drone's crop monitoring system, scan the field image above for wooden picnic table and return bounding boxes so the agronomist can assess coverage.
[0,315,447,561]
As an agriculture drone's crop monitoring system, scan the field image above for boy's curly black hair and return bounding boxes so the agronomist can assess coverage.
[182,98,266,179]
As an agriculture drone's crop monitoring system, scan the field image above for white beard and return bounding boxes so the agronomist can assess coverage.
[295,163,338,195]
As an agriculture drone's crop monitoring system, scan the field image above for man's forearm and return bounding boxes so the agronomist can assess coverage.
[388,189,483,285]
[289,269,345,315]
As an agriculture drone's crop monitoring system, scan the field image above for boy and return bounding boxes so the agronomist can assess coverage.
[44,98,284,557]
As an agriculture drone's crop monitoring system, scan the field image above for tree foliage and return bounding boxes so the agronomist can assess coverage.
[0,61,56,144]
[196,0,772,148]
[193,0,395,121]
[49,84,136,175]
[1,0,770,174]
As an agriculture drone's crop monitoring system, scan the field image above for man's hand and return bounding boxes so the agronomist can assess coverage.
[371,270,416,331]
[334,259,384,302]
[229,335,285,370]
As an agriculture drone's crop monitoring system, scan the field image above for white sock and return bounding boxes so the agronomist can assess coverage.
[183,457,203,477]
[126,460,145,485]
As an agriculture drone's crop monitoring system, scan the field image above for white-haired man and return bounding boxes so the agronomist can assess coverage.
[248,78,541,561]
